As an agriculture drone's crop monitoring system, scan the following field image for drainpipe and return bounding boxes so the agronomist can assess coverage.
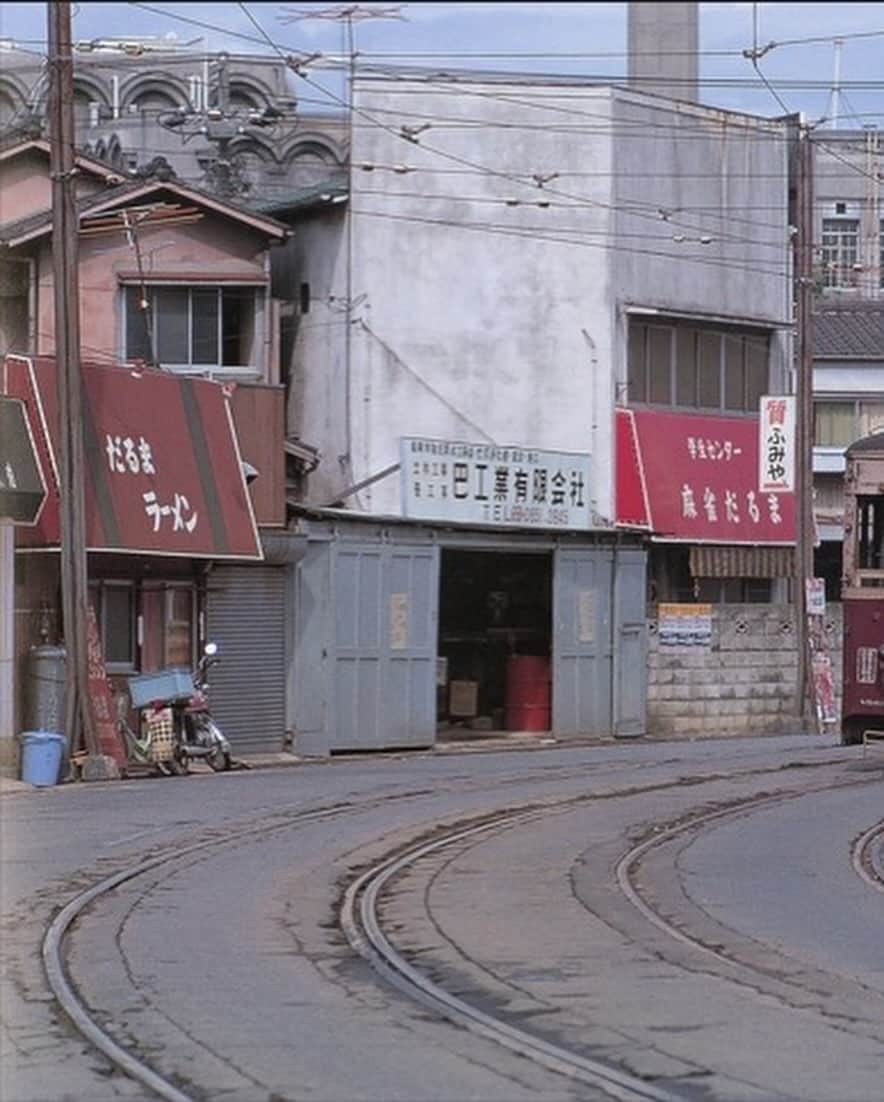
[582,329,600,522]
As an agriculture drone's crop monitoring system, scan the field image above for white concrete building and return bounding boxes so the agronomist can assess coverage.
[288,73,792,522]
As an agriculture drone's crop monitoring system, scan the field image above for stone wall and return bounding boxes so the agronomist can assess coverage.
[647,603,843,738]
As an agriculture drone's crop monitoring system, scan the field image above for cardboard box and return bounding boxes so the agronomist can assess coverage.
[449,680,478,718]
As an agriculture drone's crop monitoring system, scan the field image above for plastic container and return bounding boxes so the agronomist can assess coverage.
[505,655,551,732]
[128,668,193,709]
[19,731,65,786]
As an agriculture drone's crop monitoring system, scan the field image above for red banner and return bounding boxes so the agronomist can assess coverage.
[616,408,795,544]
[3,356,261,559]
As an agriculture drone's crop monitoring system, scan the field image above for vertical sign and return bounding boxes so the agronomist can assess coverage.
[759,395,796,493]
[86,604,127,768]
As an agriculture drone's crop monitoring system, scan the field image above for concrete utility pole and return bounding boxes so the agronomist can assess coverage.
[47,1,100,759]
[794,121,815,725]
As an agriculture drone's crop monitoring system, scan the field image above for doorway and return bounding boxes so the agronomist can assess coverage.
[437,549,553,732]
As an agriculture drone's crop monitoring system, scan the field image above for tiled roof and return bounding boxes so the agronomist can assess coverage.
[814,305,884,359]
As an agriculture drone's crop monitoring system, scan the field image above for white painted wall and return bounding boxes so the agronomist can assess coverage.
[289,77,791,520]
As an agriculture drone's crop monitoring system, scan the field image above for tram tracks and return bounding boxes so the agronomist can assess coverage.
[852,818,884,893]
[39,755,881,1102]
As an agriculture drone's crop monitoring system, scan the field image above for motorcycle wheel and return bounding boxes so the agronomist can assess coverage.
[207,746,231,772]
[167,753,189,776]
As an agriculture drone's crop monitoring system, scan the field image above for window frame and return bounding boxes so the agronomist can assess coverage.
[122,283,264,378]
[89,580,137,673]
[627,319,769,416]
[820,217,860,290]
[88,578,199,675]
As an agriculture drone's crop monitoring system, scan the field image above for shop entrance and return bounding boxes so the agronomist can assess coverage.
[438,549,553,733]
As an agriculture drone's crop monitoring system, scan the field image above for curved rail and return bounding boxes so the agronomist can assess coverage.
[852,819,884,893]
[341,811,687,1102]
[40,758,870,1102]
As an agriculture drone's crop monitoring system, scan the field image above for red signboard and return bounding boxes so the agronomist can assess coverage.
[616,408,796,544]
[3,356,261,559]
[86,603,127,769]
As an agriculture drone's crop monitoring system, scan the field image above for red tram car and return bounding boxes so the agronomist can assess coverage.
[841,431,884,744]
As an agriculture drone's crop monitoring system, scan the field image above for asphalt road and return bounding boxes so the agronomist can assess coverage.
[1,734,881,1102]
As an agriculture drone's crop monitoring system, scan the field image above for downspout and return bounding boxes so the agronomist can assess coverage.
[582,329,600,521]
[27,257,37,353]
[263,249,273,382]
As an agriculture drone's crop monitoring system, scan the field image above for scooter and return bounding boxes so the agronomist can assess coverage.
[178,642,232,772]
[120,643,232,776]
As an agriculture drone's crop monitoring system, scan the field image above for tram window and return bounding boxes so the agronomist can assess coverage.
[857,496,884,570]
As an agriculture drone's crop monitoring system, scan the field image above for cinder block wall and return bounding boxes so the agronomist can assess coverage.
[647,604,843,737]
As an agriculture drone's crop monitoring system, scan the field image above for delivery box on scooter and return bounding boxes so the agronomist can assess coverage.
[128,668,194,709]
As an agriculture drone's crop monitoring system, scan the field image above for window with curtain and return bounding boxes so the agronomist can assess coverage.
[814,400,856,447]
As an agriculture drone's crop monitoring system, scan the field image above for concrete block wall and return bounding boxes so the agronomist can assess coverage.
[647,603,843,737]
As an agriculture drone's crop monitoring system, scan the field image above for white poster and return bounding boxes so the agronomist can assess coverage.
[400,436,593,530]
[390,593,409,650]
[759,395,796,494]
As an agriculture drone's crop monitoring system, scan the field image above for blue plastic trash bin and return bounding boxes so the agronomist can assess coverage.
[19,731,65,787]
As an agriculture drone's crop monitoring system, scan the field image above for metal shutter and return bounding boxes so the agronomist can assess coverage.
[206,564,286,754]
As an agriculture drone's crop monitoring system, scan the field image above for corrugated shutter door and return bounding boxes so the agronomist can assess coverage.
[206,565,286,754]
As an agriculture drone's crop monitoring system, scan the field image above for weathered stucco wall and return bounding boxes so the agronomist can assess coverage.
[647,603,843,737]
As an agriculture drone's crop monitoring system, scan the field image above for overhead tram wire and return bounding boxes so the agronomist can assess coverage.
[232,5,792,273]
[116,2,878,247]
[125,4,793,245]
[350,206,792,281]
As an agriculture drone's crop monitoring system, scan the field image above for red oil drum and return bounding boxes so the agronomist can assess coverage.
[505,655,551,731]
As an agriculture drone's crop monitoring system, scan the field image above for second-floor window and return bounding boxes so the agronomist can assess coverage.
[628,320,768,414]
[821,218,860,289]
[124,285,262,376]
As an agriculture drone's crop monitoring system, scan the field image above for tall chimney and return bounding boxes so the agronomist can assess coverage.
[628,2,698,102]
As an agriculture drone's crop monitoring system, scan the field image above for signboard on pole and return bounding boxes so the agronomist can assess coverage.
[759,395,796,494]
[0,397,46,525]
[400,436,593,529]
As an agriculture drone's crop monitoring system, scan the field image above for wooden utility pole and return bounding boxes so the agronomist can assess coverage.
[48,2,99,758]
[794,121,815,725]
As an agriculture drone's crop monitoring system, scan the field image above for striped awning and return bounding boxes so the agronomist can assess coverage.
[689,544,795,578]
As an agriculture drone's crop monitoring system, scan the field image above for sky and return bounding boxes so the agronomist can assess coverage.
[1,2,883,126]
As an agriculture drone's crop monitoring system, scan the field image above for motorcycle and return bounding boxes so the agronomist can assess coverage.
[120,643,232,776]
[179,642,232,772]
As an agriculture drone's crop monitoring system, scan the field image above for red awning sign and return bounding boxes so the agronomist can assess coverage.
[616,408,796,544]
[3,355,262,560]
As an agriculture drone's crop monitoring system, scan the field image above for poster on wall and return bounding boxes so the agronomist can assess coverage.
[658,603,713,649]
[811,653,837,724]
[806,577,826,616]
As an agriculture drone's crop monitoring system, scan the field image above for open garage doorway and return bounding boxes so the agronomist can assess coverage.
[437,549,553,735]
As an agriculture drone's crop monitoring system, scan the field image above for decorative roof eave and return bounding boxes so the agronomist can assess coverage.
[1,178,291,248]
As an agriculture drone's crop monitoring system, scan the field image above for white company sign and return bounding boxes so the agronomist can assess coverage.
[759,395,796,494]
[400,436,593,529]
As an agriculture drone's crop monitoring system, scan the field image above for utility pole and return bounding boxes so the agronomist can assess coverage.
[794,119,815,726]
[48,2,100,760]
